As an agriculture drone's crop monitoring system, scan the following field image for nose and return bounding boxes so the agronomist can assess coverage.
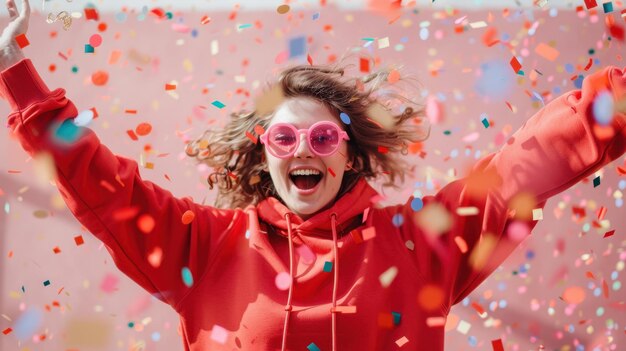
[293,132,313,158]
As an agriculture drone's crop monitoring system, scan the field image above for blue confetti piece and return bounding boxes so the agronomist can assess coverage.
[468,335,478,347]
[54,119,83,144]
[410,197,423,211]
[238,23,252,30]
[392,213,404,227]
[480,113,490,128]
[573,75,584,89]
[182,267,194,287]
[307,343,321,351]
[14,308,43,340]
[323,261,333,272]
[312,13,320,20]
[211,100,226,109]
[592,90,614,126]
[475,60,513,100]
[288,36,306,58]
[564,63,574,73]
[152,332,161,342]
[392,311,402,325]
[340,112,351,124]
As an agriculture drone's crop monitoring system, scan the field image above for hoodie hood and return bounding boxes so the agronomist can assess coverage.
[256,177,378,238]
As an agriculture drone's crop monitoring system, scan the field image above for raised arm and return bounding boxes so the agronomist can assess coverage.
[0,0,244,310]
[392,64,625,313]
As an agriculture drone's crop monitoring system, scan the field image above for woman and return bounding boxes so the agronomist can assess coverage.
[1,1,625,350]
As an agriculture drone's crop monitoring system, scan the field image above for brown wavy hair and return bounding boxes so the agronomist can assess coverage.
[185,59,430,209]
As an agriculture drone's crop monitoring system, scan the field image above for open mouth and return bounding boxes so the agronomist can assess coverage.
[289,172,323,190]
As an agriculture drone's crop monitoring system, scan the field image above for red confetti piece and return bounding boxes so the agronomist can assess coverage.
[127,130,138,141]
[53,246,61,254]
[597,206,607,220]
[584,0,597,9]
[454,236,468,253]
[182,210,195,224]
[328,167,336,177]
[3,328,12,335]
[585,271,596,280]
[150,8,165,19]
[471,302,486,316]
[74,235,84,246]
[201,15,212,24]
[112,206,140,221]
[602,279,609,298]
[359,57,370,73]
[491,339,504,351]
[584,58,593,71]
[609,23,625,41]
[99,180,116,193]
[307,54,313,66]
[378,146,388,153]
[14,33,29,48]
[603,229,615,238]
[84,8,99,20]
[137,214,155,234]
[245,130,258,144]
[510,56,522,73]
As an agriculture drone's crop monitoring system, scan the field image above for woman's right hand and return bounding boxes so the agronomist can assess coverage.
[0,0,30,71]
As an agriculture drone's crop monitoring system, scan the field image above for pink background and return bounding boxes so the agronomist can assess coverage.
[1,3,626,351]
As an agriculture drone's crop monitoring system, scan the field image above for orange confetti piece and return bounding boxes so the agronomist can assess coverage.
[454,236,468,253]
[359,57,370,73]
[112,206,139,221]
[91,70,109,86]
[307,54,313,66]
[135,123,152,136]
[15,33,29,48]
[52,246,61,254]
[137,214,155,234]
[417,284,444,311]
[201,15,212,24]
[125,109,137,114]
[562,286,586,304]
[245,130,258,144]
[165,83,177,91]
[585,271,596,280]
[387,69,400,84]
[471,302,486,317]
[602,279,609,298]
[534,43,560,61]
[182,210,195,224]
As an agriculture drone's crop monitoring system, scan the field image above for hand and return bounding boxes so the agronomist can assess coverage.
[0,0,30,70]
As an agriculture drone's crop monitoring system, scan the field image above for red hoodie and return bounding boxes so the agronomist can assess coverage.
[1,59,625,350]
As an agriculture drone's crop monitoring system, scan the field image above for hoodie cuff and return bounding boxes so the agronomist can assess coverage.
[0,58,52,112]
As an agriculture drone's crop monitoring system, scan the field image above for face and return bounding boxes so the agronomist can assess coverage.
[263,97,351,220]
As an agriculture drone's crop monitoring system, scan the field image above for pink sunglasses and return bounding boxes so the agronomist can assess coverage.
[259,121,350,158]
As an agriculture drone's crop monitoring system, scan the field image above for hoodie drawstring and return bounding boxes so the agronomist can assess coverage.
[280,212,341,351]
[281,213,296,351]
[330,213,339,351]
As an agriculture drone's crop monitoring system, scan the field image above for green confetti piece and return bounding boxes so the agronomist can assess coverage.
[593,176,601,188]
[211,100,226,109]
[84,44,94,53]
[307,343,321,351]
[238,23,252,29]
[43,280,50,287]
[323,261,333,272]
[182,267,194,287]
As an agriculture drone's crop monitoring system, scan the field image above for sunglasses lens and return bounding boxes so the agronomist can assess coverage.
[269,125,297,157]
[310,124,340,155]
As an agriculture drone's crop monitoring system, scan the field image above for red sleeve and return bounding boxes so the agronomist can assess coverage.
[0,59,245,309]
[392,65,626,313]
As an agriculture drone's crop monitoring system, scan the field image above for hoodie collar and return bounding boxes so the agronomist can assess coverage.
[256,177,378,238]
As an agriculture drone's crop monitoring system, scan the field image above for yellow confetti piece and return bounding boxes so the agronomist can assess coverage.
[379,266,398,288]
[378,37,390,49]
[469,233,497,270]
[395,336,409,347]
[456,206,479,216]
[414,202,452,236]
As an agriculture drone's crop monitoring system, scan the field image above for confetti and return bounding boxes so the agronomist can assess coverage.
[307,343,321,351]
[379,266,398,288]
[14,33,29,48]
[535,43,560,61]
[135,123,153,136]
[74,235,84,246]
[418,284,444,311]
[491,339,504,351]
[137,214,155,234]
[210,325,228,344]
[563,286,586,304]
[323,261,333,272]
[211,100,226,109]
[275,272,291,290]
[395,336,409,347]
[181,267,194,287]
[91,70,109,86]
[147,247,163,268]
[509,56,522,73]
[182,210,195,224]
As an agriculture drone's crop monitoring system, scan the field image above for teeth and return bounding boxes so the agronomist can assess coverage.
[290,169,321,176]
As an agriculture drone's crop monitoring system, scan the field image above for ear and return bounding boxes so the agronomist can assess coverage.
[344,161,352,171]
